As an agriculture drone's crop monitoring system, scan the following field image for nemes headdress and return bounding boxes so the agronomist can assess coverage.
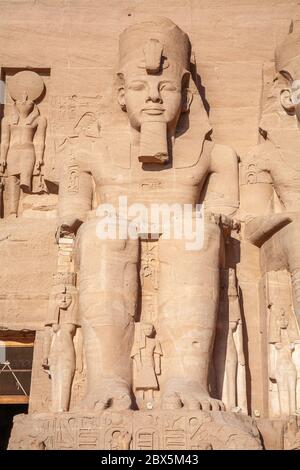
[275,20,300,79]
[118,17,191,78]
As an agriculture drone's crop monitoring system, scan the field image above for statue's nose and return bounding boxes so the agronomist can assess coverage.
[146,84,162,104]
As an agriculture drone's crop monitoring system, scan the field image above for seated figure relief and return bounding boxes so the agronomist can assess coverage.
[55,17,239,412]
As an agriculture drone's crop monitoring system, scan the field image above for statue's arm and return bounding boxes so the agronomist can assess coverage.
[131,350,142,371]
[241,142,292,245]
[269,344,276,380]
[34,116,47,170]
[58,158,93,236]
[154,353,161,375]
[42,326,52,368]
[0,117,10,171]
[240,142,274,219]
[154,342,163,375]
[206,144,239,217]
[233,319,246,367]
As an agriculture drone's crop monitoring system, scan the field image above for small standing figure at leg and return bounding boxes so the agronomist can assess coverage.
[214,268,247,413]
[131,322,162,410]
[42,272,79,412]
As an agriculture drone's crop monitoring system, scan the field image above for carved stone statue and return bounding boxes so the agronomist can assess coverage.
[42,272,79,412]
[268,304,300,416]
[131,322,162,409]
[241,21,300,328]
[214,268,247,413]
[57,17,238,412]
[0,71,47,217]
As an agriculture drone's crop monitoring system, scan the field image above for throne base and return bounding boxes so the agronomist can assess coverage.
[8,410,262,450]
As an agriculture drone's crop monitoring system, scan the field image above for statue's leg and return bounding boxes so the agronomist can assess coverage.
[6,175,20,217]
[288,373,297,415]
[20,156,34,192]
[76,219,138,411]
[276,374,289,416]
[224,330,238,411]
[56,326,76,412]
[48,333,58,412]
[158,219,224,410]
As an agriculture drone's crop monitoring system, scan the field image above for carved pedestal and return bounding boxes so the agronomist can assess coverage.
[8,410,262,450]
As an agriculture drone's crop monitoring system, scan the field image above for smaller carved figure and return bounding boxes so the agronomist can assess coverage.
[275,343,297,416]
[214,268,247,413]
[42,272,79,412]
[131,322,162,409]
[268,304,300,416]
[0,71,47,217]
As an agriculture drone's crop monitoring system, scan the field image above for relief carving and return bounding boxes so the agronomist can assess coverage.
[214,268,247,414]
[42,271,79,412]
[131,322,162,410]
[0,71,47,217]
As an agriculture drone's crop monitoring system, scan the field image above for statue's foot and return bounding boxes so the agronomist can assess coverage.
[161,379,225,411]
[75,378,132,412]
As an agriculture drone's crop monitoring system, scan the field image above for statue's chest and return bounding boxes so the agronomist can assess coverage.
[271,155,300,189]
[94,160,208,190]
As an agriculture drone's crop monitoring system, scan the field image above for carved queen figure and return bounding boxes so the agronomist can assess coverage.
[58,17,238,411]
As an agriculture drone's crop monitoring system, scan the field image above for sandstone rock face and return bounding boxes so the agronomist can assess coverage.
[1,0,300,451]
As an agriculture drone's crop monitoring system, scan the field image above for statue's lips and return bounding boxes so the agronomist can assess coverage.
[142,107,165,115]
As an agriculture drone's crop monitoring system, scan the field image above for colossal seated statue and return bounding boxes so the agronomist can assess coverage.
[242,21,300,321]
[241,21,300,418]
[56,17,239,412]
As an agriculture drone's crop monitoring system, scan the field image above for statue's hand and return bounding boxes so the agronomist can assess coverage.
[55,219,78,243]
[211,212,240,236]
[34,159,43,173]
[244,213,292,247]
[42,358,49,373]
[55,224,74,243]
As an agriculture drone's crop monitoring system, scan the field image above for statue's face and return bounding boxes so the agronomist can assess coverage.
[278,310,289,329]
[143,324,154,337]
[15,99,34,116]
[56,292,72,309]
[119,72,186,131]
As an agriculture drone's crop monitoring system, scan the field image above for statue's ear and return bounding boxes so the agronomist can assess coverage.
[280,88,295,114]
[117,72,127,112]
[181,71,193,113]
[117,86,126,112]
[181,88,193,113]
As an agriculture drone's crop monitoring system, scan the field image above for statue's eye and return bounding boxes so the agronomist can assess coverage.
[128,81,145,91]
[160,83,178,92]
